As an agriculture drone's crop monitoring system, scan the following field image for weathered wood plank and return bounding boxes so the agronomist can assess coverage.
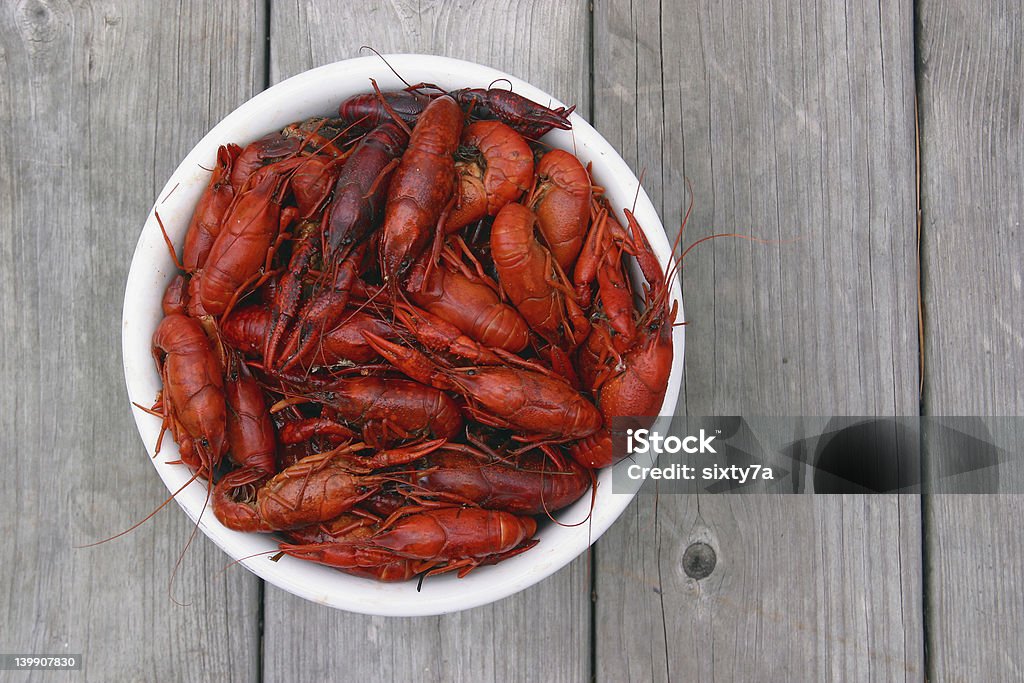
[918,1,1024,680]
[0,2,264,680]
[593,1,922,680]
[264,3,592,682]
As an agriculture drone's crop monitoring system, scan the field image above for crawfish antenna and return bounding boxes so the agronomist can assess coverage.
[155,212,186,273]
[656,177,694,291]
[160,182,181,204]
[167,441,222,607]
[538,450,596,529]
[360,47,415,89]
[369,78,413,137]
[631,168,647,214]
[75,468,204,548]
[216,549,285,577]
[167,492,206,607]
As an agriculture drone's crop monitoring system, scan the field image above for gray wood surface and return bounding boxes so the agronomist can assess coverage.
[592,1,923,680]
[0,0,1019,681]
[919,1,1024,680]
[263,3,592,683]
[0,2,264,681]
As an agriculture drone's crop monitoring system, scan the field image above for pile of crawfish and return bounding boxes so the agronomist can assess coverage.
[149,83,676,582]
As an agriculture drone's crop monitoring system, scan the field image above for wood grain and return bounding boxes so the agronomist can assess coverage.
[264,3,592,682]
[592,0,923,680]
[1,0,1018,679]
[918,1,1024,680]
[0,2,264,680]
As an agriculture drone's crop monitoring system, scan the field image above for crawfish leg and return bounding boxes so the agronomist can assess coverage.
[432,538,541,579]
[421,193,460,292]
[265,224,320,367]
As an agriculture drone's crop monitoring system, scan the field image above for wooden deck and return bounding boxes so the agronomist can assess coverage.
[1,1,1020,680]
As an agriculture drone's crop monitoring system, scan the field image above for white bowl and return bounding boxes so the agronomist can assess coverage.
[122,54,684,616]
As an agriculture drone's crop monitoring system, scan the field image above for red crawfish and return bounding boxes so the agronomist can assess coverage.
[183,143,241,271]
[263,220,320,368]
[445,120,534,233]
[223,304,398,368]
[380,95,463,284]
[199,167,291,317]
[278,375,463,448]
[276,243,368,373]
[409,446,592,516]
[337,86,574,139]
[280,506,538,578]
[570,209,677,468]
[454,87,575,138]
[284,513,376,545]
[527,149,592,275]
[212,441,442,532]
[289,155,343,219]
[490,202,590,349]
[281,117,351,158]
[230,132,302,191]
[363,332,602,442]
[392,300,503,366]
[571,203,631,309]
[211,356,281,527]
[150,314,227,475]
[406,252,531,353]
[282,515,426,582]
[223,355,278,475]
[263,122,407,369]
[161,274,189,316]
[323,121,409,262]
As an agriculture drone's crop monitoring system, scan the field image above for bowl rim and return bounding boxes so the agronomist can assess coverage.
[122,53,684,616]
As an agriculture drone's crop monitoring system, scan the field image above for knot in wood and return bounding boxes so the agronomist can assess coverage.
[682,542,716,579]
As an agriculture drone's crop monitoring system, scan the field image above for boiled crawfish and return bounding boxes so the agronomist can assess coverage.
[141,78,680,586]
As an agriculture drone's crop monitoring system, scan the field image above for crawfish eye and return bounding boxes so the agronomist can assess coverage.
[465,369,477,376]
[400,258,411,270]
[200,437,210,448]
[325,391,336,401]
